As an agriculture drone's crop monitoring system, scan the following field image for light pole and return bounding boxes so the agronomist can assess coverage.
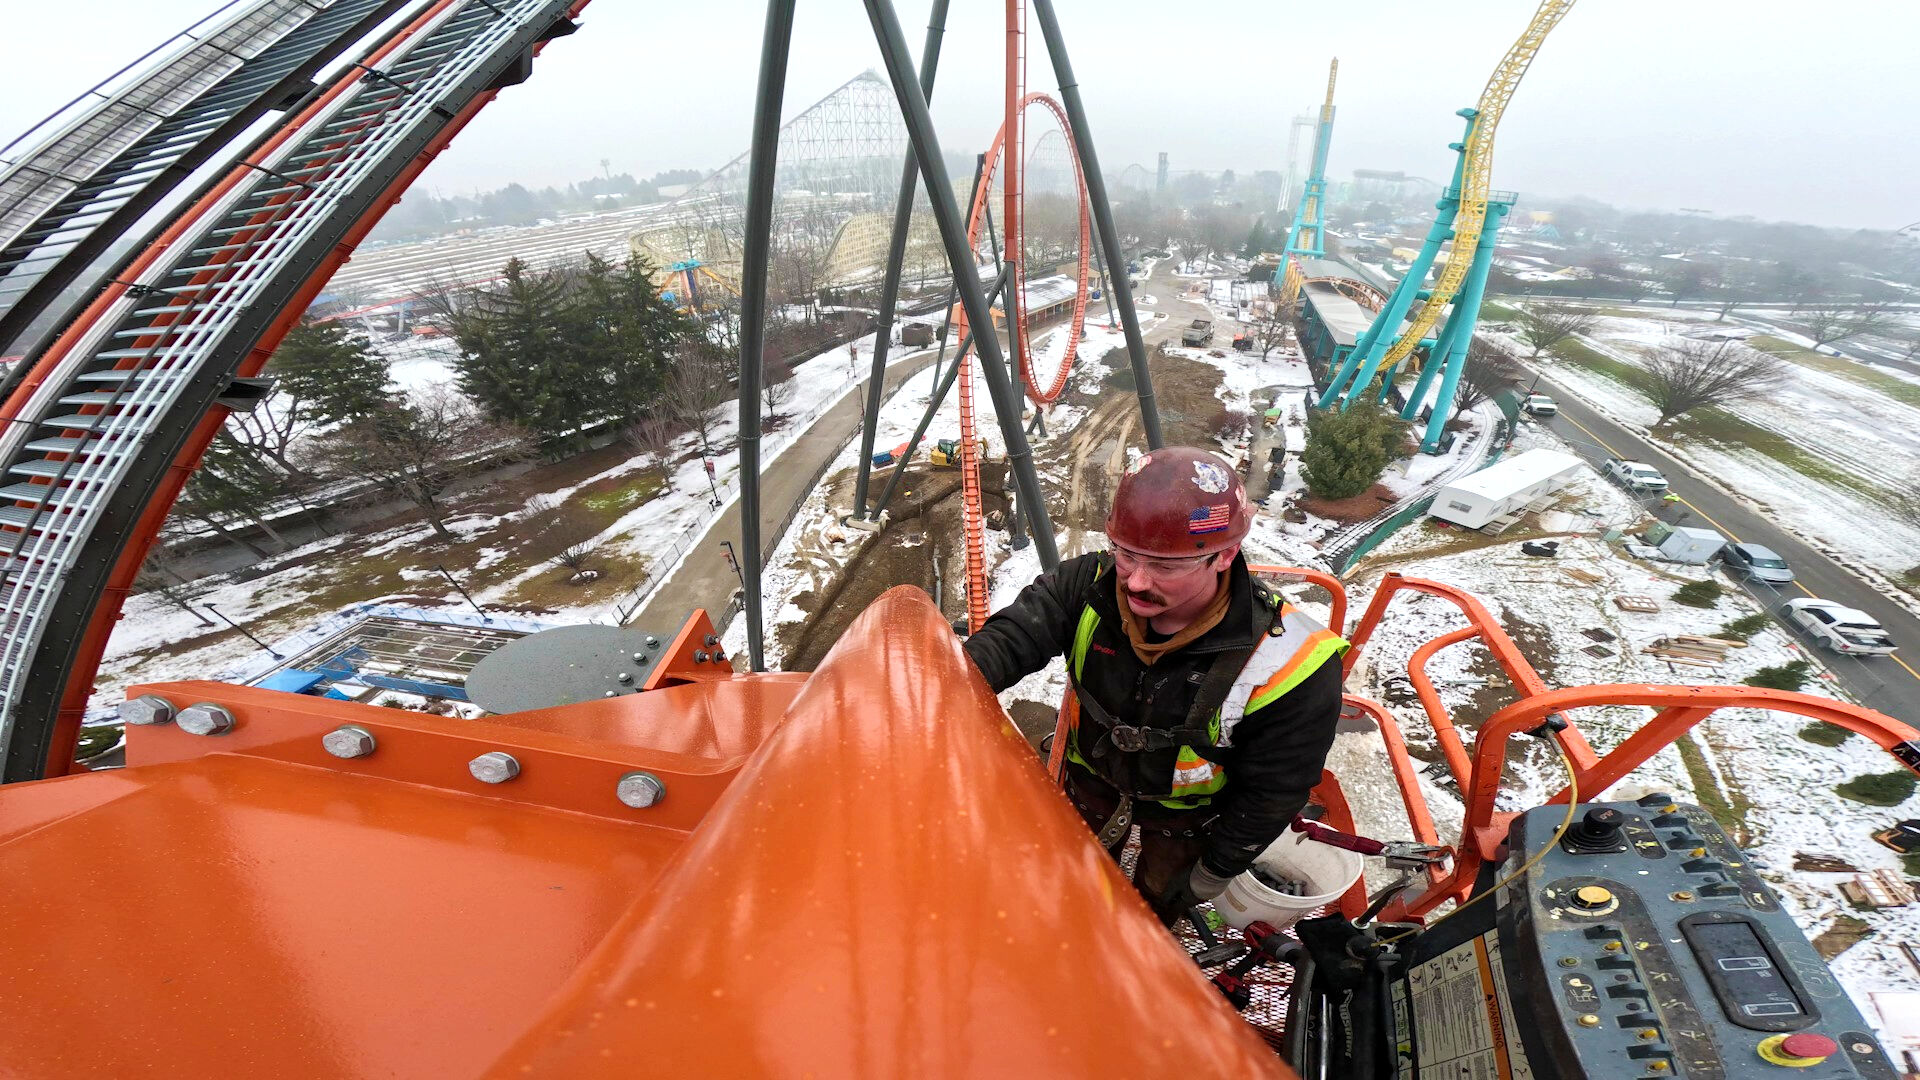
[204,603,282,659]
[719,540,745,587]
[434,564,490,622]
[704,458,722,509]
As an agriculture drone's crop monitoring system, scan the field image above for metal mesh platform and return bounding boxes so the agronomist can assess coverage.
[1117,832,1324,1051]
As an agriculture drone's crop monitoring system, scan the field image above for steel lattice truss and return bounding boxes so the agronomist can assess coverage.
[633,72,937,292]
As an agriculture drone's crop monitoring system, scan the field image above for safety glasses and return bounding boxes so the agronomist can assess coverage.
[1111,545,1218,580]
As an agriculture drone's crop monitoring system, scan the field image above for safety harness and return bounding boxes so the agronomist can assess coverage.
[1064,558,1348,847]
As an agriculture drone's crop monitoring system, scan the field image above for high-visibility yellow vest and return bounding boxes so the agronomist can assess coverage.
[1066,600,1347,808]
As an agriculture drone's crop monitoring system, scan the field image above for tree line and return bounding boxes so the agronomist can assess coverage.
[181,253,745,552]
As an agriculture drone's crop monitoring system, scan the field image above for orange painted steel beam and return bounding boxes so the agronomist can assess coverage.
[1345,572,1599,770]
[1405,624,1481,787]
[126,671,801,830]
[1377,684,1920,924]
[1247,563,1348,638]
[639,608,734,690]
[1341,694,1449,892]
[0,753,682,1078]
[486,587,1295,1078]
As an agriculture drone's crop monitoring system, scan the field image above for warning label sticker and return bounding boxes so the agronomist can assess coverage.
[1393,930,1534,1080]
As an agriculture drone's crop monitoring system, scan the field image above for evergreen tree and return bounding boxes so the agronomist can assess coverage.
[574,253,699,427]
[269,319,393,426]
[446,258,606,450]
[180,436,292,556]
[1299,401,1407,500]
[219,320,391,486]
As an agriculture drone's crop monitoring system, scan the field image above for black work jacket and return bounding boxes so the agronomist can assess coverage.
[963,551,1344,877]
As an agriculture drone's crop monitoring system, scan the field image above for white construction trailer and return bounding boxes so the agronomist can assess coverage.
[1428,449,1585,531]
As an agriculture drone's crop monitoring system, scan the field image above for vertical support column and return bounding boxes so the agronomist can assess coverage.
[735,0,798,672]
[853,0,950,521]
[1320,115,1475,410]
[1029,0,1162,450]
[862,0,1060,569]
[1419,201,1511,451]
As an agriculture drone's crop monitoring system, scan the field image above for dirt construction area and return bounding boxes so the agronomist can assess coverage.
[772,341,1233,672]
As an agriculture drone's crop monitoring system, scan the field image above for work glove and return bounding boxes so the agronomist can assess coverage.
[1160,859,1235,913]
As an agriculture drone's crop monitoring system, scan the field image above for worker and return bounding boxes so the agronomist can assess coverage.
[963,447,1347,924]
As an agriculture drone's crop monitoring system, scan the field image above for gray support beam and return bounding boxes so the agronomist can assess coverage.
[861,0,1059,569]
[852,0,950,520]
[1029,0,1163,449]
[871,265,1013,520]
[734,0,799,672]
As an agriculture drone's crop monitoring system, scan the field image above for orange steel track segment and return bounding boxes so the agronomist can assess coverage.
[965,92,1092,405]
[0,0,465,433]
[34,0,594,777]
[485,587,1296,1078]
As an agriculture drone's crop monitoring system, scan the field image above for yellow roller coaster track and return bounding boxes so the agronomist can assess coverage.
[1275,59,1338,316]
[1370,0,1575,379]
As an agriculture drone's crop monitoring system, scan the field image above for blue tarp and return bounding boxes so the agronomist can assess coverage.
[256,668,326,695]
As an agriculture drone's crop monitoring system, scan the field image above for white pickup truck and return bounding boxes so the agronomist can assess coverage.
[1602,457,1669,493]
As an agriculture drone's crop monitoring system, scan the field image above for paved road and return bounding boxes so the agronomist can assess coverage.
[1523,365,1920,725]
[630,348,942,638]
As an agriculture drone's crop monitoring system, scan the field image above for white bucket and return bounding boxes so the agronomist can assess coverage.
[1213,828,1364,931]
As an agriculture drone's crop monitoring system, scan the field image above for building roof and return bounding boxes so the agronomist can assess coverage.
[1443,449,1583,501]
[1301,282,1375,347]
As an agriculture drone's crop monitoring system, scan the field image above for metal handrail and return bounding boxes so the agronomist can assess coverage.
[0,0,554,753]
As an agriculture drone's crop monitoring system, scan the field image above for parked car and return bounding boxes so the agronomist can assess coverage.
[1601,457,1669,493]
[1783,598,1897,656]
[1522,393,1558,417]
[1718,541,1795,585]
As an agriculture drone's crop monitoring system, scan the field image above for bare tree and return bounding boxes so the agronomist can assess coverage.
[761,350,794,426]
[315,384,531,542]
[1175,227,1207,273]
[1252,291,1291,362]
[663,343,731,455]
[1796,302,1897,347]
[1641,339,1788,427]
[1515,302,1598,359]
[621,416,681,490]
[134,549,214,627]
[542,504,603,575]
[1451,343,1524,417]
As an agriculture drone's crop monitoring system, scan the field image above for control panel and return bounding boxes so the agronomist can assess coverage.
[1391,796,1897,1079]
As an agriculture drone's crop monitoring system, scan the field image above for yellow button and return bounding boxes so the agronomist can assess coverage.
[1574,886,1615,908]
[1578,1014,1600,1028]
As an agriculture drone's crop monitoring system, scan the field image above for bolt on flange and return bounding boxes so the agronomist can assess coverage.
[469,751,520,784]
[121,695,176,726]
[176,703,236,736]
[322,725,377,759]
[616,771,666,808]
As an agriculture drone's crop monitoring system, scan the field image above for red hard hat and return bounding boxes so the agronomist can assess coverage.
[1106,447,1250,557]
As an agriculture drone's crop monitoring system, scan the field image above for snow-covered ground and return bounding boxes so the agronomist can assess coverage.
[97,330,936,721]
[1492,305,1920,600]
[1328,420,1920,1021]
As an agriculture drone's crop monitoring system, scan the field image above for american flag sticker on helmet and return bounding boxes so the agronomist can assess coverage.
[1188,504,1231,534]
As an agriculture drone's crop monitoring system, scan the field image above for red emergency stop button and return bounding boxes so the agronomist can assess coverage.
[1757,1032,1837,1067]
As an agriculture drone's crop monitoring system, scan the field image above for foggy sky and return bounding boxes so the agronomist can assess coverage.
[5,1,1917,231]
